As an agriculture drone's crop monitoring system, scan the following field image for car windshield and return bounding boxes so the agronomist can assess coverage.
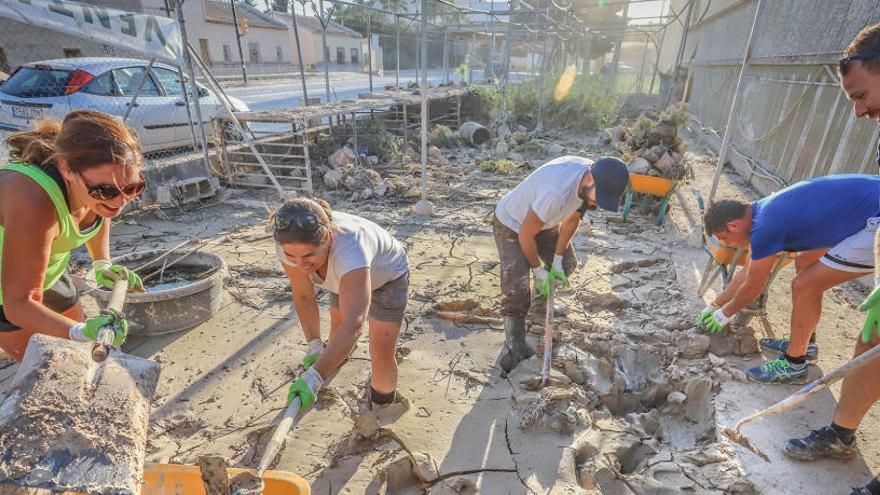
[1,66,74,97]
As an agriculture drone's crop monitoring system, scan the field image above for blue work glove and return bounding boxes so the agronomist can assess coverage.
[303,339,324,369]
[703,308,732,334]
[93,260,144,292]
[859,286,880,343]
[287,367,324,412]
[69,309,129,347]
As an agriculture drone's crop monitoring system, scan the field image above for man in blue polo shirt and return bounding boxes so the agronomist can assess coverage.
[697,174,880,384]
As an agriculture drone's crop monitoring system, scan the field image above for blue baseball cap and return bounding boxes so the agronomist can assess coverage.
[591,157,630,212]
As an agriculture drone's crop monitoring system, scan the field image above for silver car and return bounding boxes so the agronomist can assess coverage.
[0,57,247,153]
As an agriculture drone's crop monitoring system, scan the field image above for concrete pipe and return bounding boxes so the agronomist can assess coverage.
[459,122,491,147]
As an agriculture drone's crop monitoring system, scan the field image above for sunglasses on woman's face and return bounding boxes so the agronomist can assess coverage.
[77,172,146,201]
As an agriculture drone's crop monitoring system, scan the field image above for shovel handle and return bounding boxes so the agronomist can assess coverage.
[92,276,129,362]
[256,397,302,476]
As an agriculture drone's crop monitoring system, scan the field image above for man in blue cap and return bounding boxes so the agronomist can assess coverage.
[491,156,629,373]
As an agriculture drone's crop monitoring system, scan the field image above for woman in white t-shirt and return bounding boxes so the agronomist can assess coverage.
[273,198,410,414]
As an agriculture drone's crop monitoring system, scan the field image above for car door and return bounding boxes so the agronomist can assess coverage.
[68,70,121,116]
[111,66,177,152]
[149,66,196,147]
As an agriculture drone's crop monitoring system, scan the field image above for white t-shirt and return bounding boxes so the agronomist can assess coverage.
[495,156,591,233]
[278,211,409,294]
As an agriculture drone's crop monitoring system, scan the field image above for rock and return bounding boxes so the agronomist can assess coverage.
[647,120,678,145]
[494,140,509,156]
[666,391,687,404]
[729,368,748,382]
[360,188,373,199]
[639,147,660,164]
[671,151,683,164]
[404,186,421,199]
[627,157,652,175]
[323,169,343,189]
[674,331,711,359]
[708,353,726,367]
[367,155,379,165]
[709,326,759,356]
[410,451,440,482]
[328,146,355,169]
[653,152,674,176]
[564,361,586,385]
[508,151,524,162]
[611,125,629,143]
[547,143,564,156]
[413,199,434,216]
[427,145,442,160]
[375,182,388,197]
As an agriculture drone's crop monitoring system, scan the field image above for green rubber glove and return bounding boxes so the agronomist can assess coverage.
[287,367,324,411]
[696,304,719,326]
[94,260,144,292]
[82,309,129,347]
[533,266,551,297]
[704,308,732,334]
[548,254,569,288]
[859,286,880,343]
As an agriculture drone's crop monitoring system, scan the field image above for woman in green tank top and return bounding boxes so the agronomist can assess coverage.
[0,110,146,362]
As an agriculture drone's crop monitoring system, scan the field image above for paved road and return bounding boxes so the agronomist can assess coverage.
[223,68,525,110]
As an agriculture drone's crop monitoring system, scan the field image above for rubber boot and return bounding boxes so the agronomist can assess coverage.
[499,316,534,373]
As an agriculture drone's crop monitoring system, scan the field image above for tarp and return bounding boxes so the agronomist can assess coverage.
[0,0,183,63]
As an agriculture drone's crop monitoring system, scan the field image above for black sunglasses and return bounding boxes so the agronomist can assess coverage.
[78,172,146,200]
[273,208,320,232]
[838,52,880,75]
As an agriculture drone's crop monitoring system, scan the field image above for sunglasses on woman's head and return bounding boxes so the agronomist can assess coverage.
[838,52,880,75]
[273,209,320,232]
[78,172,146,200]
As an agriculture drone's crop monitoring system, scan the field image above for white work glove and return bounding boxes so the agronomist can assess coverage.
[303,338,324,369]
[704,307,733,334]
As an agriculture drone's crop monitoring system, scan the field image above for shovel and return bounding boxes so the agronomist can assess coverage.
[0,273,161,494]
[230,397,305,495]
[722,342,880,462]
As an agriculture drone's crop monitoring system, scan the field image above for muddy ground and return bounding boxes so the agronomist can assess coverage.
[1,125,878,494]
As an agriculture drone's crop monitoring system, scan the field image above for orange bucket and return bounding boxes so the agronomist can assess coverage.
[629,173,675,196]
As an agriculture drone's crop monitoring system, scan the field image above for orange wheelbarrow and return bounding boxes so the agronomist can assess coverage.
[622,173,679,225]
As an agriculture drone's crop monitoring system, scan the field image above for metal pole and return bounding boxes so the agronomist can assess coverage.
[708,0,764,202]
[666,0,695,107]
[289,9,310,106]
[469,30,476,84]
[502,0,514,125]
[536,8,549,131]
[583,32,592,75]
[320,0,331,103]
[487,0,495,75]
[648,0,668,94]
[442,27,449,84]
[176,2,212,176]
[395,14,401,87]
[367,14,373,92]
[419,0,429,201]
[122,58,155,122]
[230,0,248,85]
[176,66,199,150]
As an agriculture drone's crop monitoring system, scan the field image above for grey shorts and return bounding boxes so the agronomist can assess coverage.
[329,272,409,323]
[0,270,79,332]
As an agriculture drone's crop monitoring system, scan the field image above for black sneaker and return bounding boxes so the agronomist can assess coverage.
[783,426,857,461]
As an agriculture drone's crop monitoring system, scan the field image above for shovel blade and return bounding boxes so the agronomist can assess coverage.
[0,334,160,494]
